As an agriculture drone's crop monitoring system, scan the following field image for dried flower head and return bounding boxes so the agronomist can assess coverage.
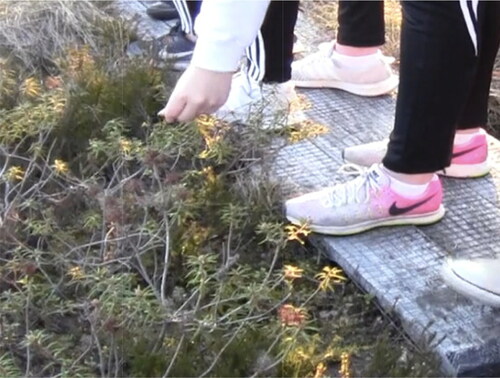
[313,362,327,378]
[285,222,311,245]
[283,265,304,281]
[316,266,348,291]
[119,138,132,154]
[339,352,351,378]
[6,166,25,182]
[68,266,84,280]
[288,120,329,143]
[53,159,69,174]
[278,304,307,327]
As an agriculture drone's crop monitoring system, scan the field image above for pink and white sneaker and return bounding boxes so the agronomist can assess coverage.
[342,129,490,178]
[441,131,489,178]
[285,165,445,235]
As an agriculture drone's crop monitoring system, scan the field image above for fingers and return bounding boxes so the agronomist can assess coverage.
[176,101,221,123]
[158,96,187,123]
[158,67,233,123]
[159,97,213,123]
[176,102,199,123]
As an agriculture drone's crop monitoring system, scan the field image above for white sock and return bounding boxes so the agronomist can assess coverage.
[389,178,430,197]
[331,50,381,68]
[380,166,433,197]
[454,130,482,145]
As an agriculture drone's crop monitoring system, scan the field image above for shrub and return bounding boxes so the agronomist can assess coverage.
[0,1,441,377]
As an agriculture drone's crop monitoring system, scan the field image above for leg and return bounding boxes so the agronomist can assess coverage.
[162,0,199,61]
[246,32,266,83]
[337,0,385,54]
[286,0,495,235]
[245,0,299,84]
[457,1,500,130]
[172,0,201,35]
[383,1,479,175]
[292,1,398,96]
[217,1,300,125]
[260,0,299,83]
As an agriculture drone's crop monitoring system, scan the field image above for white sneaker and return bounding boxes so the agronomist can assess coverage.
[441,258,500,307]
[342,139,389,168]
[291,42,398,97]
[216,73,302,129]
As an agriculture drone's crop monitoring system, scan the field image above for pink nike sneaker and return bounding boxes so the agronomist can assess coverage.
[342,129,490,178]
[285,165,445,235]
[441,131,489,178]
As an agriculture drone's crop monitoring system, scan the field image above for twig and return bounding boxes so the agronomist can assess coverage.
[160,211,170,306]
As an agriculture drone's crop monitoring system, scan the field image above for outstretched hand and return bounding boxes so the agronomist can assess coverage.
[158,66,233,123]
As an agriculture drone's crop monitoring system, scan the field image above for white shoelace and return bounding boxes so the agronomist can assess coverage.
[323,165,382,207]
[299,48,332,66]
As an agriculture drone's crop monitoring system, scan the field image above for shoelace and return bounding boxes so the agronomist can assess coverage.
[299,47,332,66]
[323,165,382,207]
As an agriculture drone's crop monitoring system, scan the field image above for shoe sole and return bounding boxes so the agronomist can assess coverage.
[293,74,399,97]
[171,59,190,72]
[438,161,491,178]
[159,50,193,60]
[441,262,500,307]
[287,205,445,236]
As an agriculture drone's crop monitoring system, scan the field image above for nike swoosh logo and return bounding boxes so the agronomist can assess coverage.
[389,193,437,216]
[452,144,482,159]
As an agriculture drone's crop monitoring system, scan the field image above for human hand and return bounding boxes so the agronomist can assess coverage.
[158,66,233,123]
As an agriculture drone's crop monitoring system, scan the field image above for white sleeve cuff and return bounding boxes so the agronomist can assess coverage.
[191,39,243,72]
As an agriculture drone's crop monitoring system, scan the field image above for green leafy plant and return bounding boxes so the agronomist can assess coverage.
[0,1,442,377]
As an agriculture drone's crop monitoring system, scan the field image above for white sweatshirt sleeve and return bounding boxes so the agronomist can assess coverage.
[191,0,271,72]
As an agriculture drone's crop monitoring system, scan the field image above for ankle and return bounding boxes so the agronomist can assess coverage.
[335,43,380,57]
[382,166,434,185]
[454,128,483,144]
[456,127,482,135]
[185,33,197,43]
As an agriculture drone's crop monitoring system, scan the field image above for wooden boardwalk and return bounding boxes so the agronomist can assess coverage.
[113,2,500,375]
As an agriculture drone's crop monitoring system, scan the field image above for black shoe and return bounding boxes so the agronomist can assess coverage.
[160,28,196,59]
[146,1,178,21]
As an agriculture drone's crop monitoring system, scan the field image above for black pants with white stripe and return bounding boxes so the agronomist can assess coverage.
[173,1,386,83]
[249,0,299,83]
[383,1,500,174]
[172,0,201,35]
[171,0,298,83]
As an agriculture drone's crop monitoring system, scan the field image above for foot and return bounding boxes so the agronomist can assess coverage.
[291,42,398,97]
[285,164,445,235]
[441,258,500,307]
[216,73,303,129]
[146,1,178,21]
[159,25,196,60]
[342,129,490,178]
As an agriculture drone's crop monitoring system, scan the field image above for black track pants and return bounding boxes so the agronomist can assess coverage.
[383,1,500,174]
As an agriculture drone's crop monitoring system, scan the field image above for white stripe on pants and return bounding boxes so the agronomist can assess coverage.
[245,31,266,82]
[459,0,479,54]
[172,0,194,34]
